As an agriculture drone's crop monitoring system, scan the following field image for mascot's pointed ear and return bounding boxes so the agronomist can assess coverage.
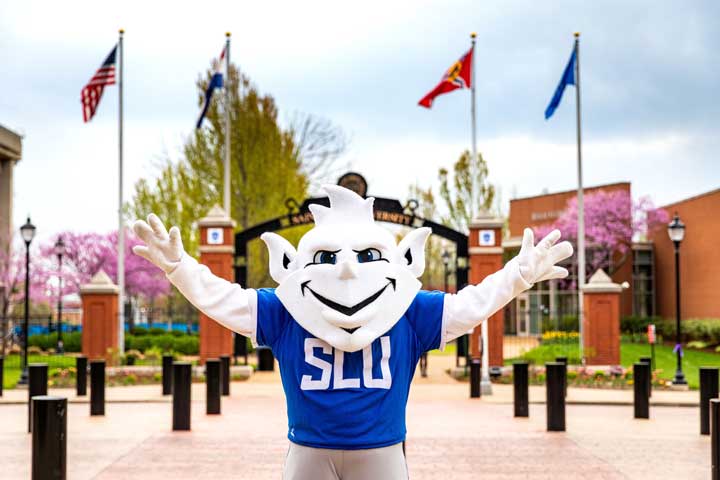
[395,227,431,278]
[261,232,298,284]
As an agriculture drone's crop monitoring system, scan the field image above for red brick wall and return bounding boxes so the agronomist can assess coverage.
[199,223,235,364]
[81,294,119,362]
[583,292,620,365]
[650,189,720,320]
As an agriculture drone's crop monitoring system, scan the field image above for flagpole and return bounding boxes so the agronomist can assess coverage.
[470,32,491,395]
[117,28,125,354]
[223,32,231,215]
[574,32,585,364]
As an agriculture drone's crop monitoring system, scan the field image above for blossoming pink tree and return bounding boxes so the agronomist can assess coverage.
[535,190,669,281]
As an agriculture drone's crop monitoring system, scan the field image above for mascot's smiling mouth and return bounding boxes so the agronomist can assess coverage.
[301,278,397,319]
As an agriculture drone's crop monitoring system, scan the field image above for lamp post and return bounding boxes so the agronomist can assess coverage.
[441,249,450,292]
[54,236,66,354]
[667,212,687,386]
[18,216,36,385]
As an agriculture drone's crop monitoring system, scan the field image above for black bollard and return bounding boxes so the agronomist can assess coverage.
[633,362,650,419]
[712,399,720,480]
[162,355,173,396]
[206,359,221,415]
[257,347,275,371]
[90,360,105,416]
[32,396,67,480]
[220,355,230,396]
[0,356,3,397]
[173,362,192,430]
[513,362,529,417]
[76,356,87,396]
[639,356,653,397]
[701,367,720,435]
[28,363,49,433]
[546,362,565,431]
[555,357,568,397]
[470,358,481,398]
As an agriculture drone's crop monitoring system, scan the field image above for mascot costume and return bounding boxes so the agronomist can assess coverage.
[133,185,573,479]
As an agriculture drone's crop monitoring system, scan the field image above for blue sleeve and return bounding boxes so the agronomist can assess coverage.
[255,288,291,351]
[405,290,445,353]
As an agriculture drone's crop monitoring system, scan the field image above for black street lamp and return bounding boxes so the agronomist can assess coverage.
[442,249,451,292]
[54,236,66,354]
[18,216,36,385]
[667,212,687,386]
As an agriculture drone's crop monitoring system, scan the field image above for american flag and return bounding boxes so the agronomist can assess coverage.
[81,45,117,122]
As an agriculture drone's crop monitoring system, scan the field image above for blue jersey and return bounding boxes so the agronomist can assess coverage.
[255,288,445,450]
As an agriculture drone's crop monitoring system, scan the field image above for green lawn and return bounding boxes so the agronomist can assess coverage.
[509,342,720,389]
[2,355,76,390]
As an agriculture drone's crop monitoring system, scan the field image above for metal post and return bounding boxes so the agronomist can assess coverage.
[117,28,126,356]
[206,359,221,415]
[56,246,64,353]
[20,237,31,385]
[0,356,3,397]
[32,396,67,480]
[220,355,230,396]
[546,362,565,431]
[172,362,191,431]
[28,363,48,432]
[470,358,481,398]
[711,399,720,479]
[76,356,87,396]
[513,362,529,417]
[701,367,719,435]
[640,356,652,397]
[673,242,686,384]
[162,355,173,395]
[634,362,650,419]
[223,32,232,215]
[573,32,586,365]
[90,360,105,416]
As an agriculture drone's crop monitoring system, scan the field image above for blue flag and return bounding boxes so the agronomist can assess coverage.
[544,47,576,120]
[196,46,226,129]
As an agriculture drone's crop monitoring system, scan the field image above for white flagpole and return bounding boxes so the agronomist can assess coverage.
[117,28,125,354]
[470,32,491,395]
[574,32,585,364]
[224,32,231,215]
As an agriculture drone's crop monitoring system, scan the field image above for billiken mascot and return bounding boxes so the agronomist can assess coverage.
[133,185,572,479]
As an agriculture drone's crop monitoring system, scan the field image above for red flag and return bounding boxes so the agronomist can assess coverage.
[81,45,117,122]
[418,47,473,108]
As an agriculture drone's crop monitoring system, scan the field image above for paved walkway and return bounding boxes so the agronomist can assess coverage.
[0,354,711,479]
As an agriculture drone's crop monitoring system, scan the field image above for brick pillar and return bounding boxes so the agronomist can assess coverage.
[80,270,119,363]
[468,213,504,367]
[581,269,621,365]
[198,205,236,364]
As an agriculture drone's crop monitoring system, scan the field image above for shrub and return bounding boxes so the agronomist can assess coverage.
[144,347,162,363]
[541,331,579,345]
[149,327,168,336]
[27,345,44,355]
[172,336,199,355]
[28,332,82,352]
[130,326,148,336]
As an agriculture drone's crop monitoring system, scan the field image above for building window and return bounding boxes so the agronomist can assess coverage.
[632,246,655,317]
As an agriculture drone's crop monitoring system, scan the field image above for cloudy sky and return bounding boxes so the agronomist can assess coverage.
[2,0,718,240]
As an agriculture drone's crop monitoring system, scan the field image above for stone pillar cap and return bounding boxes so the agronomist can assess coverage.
[198,204,236,228]
[469,210,503,229]
[581,269,622,293]
[80,270,119,295]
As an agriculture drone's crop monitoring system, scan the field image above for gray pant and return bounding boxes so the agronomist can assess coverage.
[283,442,408,480]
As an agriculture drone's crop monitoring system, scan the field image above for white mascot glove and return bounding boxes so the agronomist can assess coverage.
[132,214,185,274]
[516,228,574,284]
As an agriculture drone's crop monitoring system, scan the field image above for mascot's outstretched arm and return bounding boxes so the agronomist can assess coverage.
[442,228,573,345]
[132,214,257,342]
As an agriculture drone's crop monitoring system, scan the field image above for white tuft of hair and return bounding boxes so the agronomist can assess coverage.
[309,184,375,226]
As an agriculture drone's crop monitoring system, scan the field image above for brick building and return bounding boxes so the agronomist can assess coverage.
[504,182,719,334]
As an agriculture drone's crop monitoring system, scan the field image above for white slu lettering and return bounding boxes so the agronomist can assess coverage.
[300,336,392,391]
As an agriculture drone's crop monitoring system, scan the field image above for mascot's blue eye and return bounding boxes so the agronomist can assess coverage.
[313,250,337,264]
[356,248,382,263]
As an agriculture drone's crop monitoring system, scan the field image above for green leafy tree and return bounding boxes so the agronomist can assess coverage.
[132,63,345,288]
[438,150,495,233]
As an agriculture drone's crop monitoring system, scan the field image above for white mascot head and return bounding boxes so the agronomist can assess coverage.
[261,185,431,352]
